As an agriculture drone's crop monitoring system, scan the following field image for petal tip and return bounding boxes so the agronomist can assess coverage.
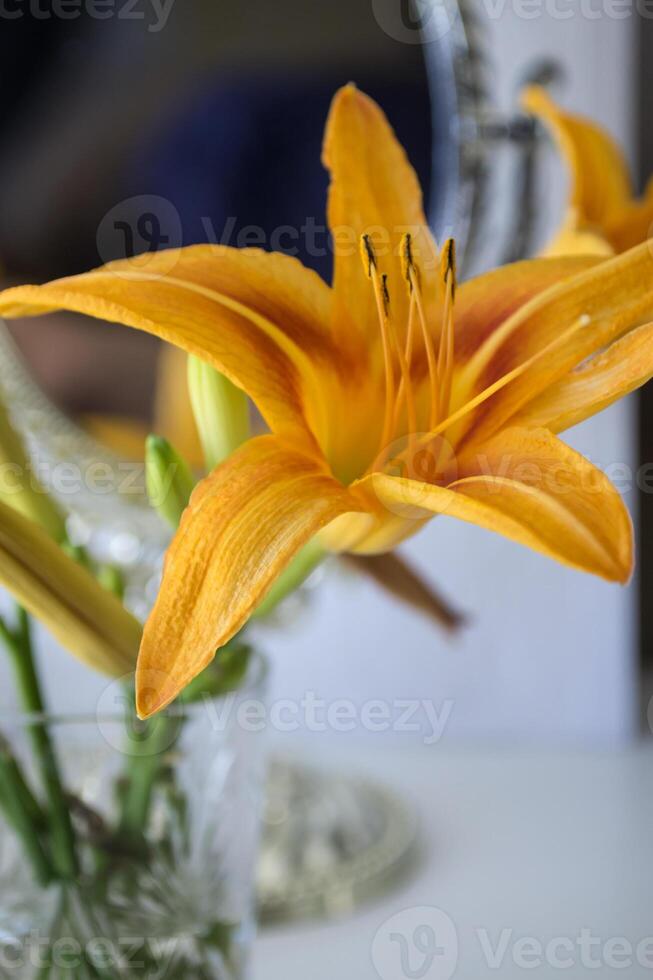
[327,81,372,121]
[617,552,634,586]
[338,81,359,100]
[135,664,180,720]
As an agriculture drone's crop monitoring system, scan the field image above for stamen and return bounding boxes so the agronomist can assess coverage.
[384,280,417,449]
[400,233,439,431]
[360,234,396,455]
[437,239,456,423]
[405,293,417,363]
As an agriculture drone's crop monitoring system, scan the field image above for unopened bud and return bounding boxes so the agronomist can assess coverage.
[145,435,195,528]
[187,356,250,471]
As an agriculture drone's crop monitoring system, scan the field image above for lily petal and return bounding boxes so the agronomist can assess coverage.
[459,242,653,446]
[512,321,653,433]
[523,85,632,227]
[323,84,438,342]
[0,499,140,675]
[136,435,366,717]
[542,209,615,258]
[0,246,336,454]
[361,427,632,583]
[452,255,600,367]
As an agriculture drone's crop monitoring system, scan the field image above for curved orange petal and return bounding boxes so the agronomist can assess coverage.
[542,210,615,258]
[523,86,632,228]
[0,246,336,454]
[458,242,653,447]
[452,255,600,367]
[512,320,653,433]
[443,254,601,426]
[360,427,632,583]
[323,84,438,343]
[136,435,367,717]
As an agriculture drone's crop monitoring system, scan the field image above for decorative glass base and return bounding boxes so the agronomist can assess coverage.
[258,758,418,925]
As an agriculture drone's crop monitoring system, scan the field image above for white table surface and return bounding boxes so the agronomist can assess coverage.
[253,738,653,979]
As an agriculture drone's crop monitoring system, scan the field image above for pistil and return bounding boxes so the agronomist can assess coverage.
[360,236,416,459]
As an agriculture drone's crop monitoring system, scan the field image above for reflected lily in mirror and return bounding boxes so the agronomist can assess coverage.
[524,85,653,256]
[1,85,653,716]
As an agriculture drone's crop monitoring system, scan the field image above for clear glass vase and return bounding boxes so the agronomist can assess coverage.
[0,655,267,980]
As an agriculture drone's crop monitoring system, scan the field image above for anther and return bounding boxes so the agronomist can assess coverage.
[381,274,391,316]
[443,238,456,298]
[360,234,377,279]
[400,233,414,291]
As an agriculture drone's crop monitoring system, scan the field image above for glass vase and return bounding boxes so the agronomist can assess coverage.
[0,654,267,980]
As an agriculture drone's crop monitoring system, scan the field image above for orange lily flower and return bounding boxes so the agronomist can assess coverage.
[1,84,653,717]
[524,85,653,256]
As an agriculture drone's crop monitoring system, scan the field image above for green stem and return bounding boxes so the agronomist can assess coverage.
[0,608,78,878]
[0,743,47,829]
[0,736,53,885]
[118,710,177,845]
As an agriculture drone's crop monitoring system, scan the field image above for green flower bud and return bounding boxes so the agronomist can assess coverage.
[0,397,65,542]
[145,435,196,529]
[187,356,250,471]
